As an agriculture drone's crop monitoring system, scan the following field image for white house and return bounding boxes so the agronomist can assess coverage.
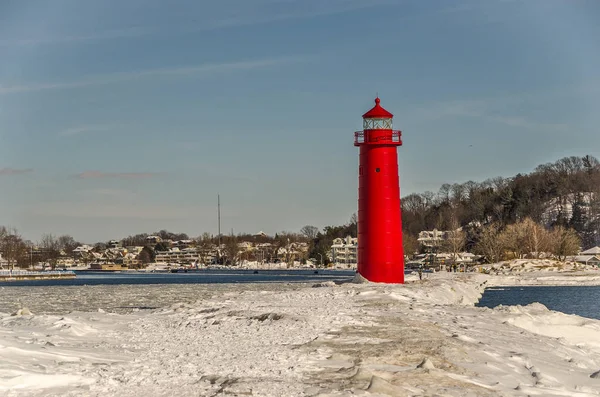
[417,229,449,248]
[0,252,8,268]
[73,245,94,255]
[331,236,358,266]
[155,248,200,265]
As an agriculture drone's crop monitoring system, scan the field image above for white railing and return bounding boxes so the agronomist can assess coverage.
[354,130,402,145]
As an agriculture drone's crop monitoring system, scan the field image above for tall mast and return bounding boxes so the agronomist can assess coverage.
[218,194,221,248]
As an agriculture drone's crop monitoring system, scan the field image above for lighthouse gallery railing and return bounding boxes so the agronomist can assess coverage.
[354,130,402,145]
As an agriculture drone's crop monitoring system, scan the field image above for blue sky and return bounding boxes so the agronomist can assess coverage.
[1,0,600,243]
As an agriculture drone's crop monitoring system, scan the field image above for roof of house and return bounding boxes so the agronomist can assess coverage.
[573,255,600,263]
[580,246,600,255]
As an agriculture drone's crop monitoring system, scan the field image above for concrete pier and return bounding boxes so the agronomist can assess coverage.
[0,270,76,282]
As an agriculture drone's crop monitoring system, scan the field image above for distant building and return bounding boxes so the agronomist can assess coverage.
[55,258,75,268]
[417,229,449,248]
[237,241,253,252]
[331,236,358,266]
[146,235,162,244]
[0,252,8,268]
[90,262,128,271]
[73,245,94,255]
[107,240,121,248]
[569,255,600,267]
[155,248,201,265]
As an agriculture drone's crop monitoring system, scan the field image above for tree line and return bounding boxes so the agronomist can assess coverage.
[401,155,600,260]
[2,155,597,268]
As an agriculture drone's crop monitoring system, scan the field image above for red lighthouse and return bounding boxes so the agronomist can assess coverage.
[354,98,405,283]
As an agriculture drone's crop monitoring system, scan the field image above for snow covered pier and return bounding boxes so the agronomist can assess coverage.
[1,266,600,396]
[0,270,76,282]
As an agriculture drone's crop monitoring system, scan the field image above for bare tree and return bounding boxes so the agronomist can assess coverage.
[196,232,213,266]
[0,226,27,269]
[349,212,358,226]
[300,225,319,240]
[402,232,419,259]
[499,221,528,259]
[39,234,60,269]
[475,223,504,263]
[437,183,451,203]
[443,215,466,262]
[223,235,239,266]
[549,226,581,261]
[522,218,550,258]
[137,246,154,265]
[450,183,466,204]
[57,235,78,255]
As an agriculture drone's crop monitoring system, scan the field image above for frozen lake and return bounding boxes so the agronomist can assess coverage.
[0,269,355,287]
[0,269,355,315]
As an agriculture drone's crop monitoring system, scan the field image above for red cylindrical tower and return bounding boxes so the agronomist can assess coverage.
[354,97,405,283]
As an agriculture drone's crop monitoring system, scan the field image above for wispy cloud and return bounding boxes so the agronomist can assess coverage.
[0,168,33,176]
[74,171,162,179]
[416,94,569,131]
[0,27,151,47]
[31,202,213,220]
[0,56,302,95]
[0,1,392,47]
[206,0,396,30]
[58,124,122,137]
[77,188,138,200]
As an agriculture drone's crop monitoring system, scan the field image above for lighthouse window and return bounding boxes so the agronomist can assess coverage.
[375,168,380,173]
[363,118,393,130]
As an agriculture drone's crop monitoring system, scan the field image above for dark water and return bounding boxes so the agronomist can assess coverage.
[0,269,356,287]
[477,286,600,320]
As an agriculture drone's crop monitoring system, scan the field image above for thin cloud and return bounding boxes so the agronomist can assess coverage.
[0,26,151,47]
[31,202,215,220]
[0,1,392,47]
[206,0,396,30]
[78,188,139,200]
[0,56,302,95]
[417,95,569,131]
[59,124,122,137]
[0,168,34,175]
[74,171,162,179]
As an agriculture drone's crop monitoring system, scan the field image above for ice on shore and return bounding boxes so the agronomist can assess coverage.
[1,270,600,396]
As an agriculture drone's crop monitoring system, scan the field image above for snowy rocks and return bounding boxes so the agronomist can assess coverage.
[366,376,405,395]
[312,281,337,288]
[251,312,284,322]
[416,357,436,370]
[11,307,32,316]
[351,273,370,284]
[590,370,600,379]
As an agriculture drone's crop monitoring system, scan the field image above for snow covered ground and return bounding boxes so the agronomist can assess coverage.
[1,266,600,396]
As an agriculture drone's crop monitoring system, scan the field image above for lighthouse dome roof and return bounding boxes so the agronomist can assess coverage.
[362,97,393,119]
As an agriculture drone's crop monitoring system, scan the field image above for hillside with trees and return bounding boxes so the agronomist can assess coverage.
[401,155,600,257]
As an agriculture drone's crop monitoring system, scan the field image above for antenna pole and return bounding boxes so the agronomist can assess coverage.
[218,194,221,257]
